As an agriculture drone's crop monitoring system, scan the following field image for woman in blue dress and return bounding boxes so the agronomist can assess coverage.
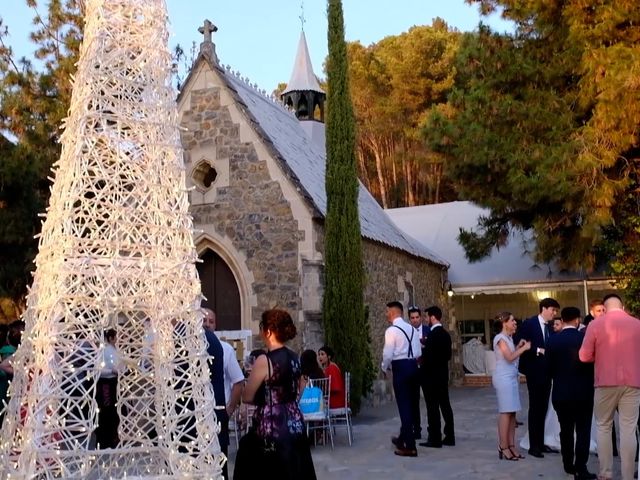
[234,309,316,480]
[492,312,531,461]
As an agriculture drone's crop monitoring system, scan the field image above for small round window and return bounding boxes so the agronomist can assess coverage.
[192,160,218,190]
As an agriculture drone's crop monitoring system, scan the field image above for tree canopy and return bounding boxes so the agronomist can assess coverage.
[0,0,83,311]
[347,19,461,208]
[424,0,640,310]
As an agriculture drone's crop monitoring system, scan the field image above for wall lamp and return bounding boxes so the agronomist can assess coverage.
[442,280,454,298]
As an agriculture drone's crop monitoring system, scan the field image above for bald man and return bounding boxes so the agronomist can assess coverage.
[202,308,244,417]
[202,308,244,479]
[579,294,640,480]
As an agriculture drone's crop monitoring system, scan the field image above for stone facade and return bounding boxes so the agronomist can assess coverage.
[176,58,462,396]
[312,226,454,365]
[361,240,462,385]
[180,85,308,351]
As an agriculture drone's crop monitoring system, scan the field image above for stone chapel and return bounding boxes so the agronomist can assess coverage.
[176,21,461,381]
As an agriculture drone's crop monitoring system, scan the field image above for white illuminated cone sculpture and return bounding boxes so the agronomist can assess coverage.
[0,0,223,478]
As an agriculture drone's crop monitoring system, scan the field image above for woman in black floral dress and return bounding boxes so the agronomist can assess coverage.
[234,309,316,480]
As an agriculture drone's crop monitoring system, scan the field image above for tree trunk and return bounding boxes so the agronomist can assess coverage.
[356,143,371,190]
[368,137,388,208]
[434,162,442,204]
[387,138,397,208]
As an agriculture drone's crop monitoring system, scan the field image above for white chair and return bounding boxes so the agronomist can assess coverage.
[229,409,240,449]
[242,404,256,434]
[302,377,334,449]
[329,371,353,445]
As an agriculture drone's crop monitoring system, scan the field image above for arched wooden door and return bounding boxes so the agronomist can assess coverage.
[197,249,241,330]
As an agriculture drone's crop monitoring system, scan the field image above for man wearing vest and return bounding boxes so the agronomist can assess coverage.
[382,301,422,457]
[203,310,231,479]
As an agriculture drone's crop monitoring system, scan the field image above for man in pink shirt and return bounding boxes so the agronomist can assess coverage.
[579,294,640,480]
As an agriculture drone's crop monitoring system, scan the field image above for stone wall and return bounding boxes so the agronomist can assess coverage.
[361,240,463,386]
[181,87,304,350]
[178,83,464,395]
[313,225,463,401]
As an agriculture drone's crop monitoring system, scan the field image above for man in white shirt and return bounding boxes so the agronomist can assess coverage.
[202,308,244,417]
[408,306,424,440]
[382,301,421,457]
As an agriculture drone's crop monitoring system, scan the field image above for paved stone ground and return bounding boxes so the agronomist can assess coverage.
[228,385,630,480]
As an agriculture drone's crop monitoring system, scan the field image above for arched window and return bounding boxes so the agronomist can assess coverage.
[197,249,241,330]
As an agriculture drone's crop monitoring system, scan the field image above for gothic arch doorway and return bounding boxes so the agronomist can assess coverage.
[197,248,241,330]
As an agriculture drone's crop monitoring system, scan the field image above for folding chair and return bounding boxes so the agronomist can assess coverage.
[242,404,256,434]
[329,371,353,445]
[302,376,334,449]
[229,408,240,449]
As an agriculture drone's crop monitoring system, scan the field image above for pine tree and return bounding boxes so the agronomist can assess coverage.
[425,0,640,278]
[323,0,369,413]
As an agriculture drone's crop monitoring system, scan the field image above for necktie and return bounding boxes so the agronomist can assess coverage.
[544,323,549,344]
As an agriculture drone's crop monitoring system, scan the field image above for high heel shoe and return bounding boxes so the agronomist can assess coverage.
[498,446,518,461]
[509,446,525,459]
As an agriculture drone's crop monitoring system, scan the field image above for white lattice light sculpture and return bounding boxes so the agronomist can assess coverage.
[0,0,223,478]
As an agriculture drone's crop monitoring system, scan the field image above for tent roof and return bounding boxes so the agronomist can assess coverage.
[386,201,598,290]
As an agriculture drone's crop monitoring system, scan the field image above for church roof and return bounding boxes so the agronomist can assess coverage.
[182,51,447,266]
[282,31,325,95]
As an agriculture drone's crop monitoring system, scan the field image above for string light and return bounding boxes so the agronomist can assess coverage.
[0,0,223,477]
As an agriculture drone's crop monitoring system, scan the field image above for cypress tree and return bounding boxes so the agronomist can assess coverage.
[323,0,368,413]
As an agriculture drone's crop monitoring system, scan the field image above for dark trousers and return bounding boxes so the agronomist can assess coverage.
[411,374,422,438]
[96,377,119,449]
[526,375,551,451]
[423,378,454,443]
[217,409,230,479]
[553,398,593,473]
[392,359,419,450]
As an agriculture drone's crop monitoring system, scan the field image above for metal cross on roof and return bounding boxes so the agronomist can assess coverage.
[299,1,306,31]
[198,19,218,44]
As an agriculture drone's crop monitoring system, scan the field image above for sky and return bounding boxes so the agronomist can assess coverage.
[0,0,511,93]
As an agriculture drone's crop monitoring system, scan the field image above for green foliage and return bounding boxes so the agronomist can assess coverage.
[0,1,83,306]
[0,138,44,304]
[347,20,461,207]
[601,189,640,316]
[323,0,369,413]
[425,1,640,278]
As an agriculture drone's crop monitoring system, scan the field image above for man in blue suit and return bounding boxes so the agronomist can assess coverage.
[514,297,560,458]
[547,307,596,480]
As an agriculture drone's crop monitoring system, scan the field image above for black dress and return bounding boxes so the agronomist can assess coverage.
[234,347,316,480]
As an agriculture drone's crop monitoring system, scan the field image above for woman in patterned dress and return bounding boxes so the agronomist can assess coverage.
[234,309,316,480]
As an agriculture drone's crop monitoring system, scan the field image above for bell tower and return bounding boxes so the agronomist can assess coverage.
[281,28,326,150]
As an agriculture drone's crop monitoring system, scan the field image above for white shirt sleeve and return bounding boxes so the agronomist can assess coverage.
[381,327,396,371]
[221,341,245,403]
